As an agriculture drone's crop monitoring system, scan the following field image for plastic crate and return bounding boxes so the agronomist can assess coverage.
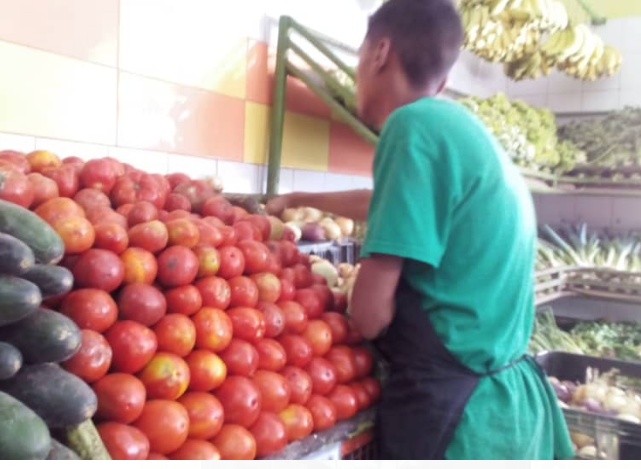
[301,442,342,460]
[341,430,377,460]
[297,240,359,265]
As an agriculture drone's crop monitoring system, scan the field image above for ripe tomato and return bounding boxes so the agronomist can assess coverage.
[278,241,299,267]
[215,376,262,428]
[218,246,245,279]
[302,320,333,356]
[352,346,374,379]
[26,150,60,172]
[120,247,158,285]
[304,357,338,396]
[279,404,313,442]
[218,225,237,247]
[310,284,333,311]
[0,150,30,173]
[156,245,199,287]
[62,329,112,383]
[257,302,285,339]
[280,335,313,368]
[88,206,128,229]
[193,219,223,247]
[127,220,169,253]
[93,222,129,254]
[93,373,146,424]
[178,392,224,440]
[250,273,281,303]
[332,291,348,314]
[147,453,167,460]
[127,201,158,226]
[213,425,256,460]
[111,173,168,210]
[118,284,166,326]
[201,195,232,222]
[196,277,231,310]
[164,193,191,212]
[185,350,227,392]
[321,312,349,345]
[277,301,308,334]
[311,273,327,286]
[279,278,296,301]
[134,400,189,455]
[345,320,363,345]
[165,285,202,316]
[27,173,58,207]
[154,314,196,357]
[192,308,233,353]
[193,245,220,278]
[306,395,337,432]
[245,214,271,240]
[62,156,86,172]
[255,338,287,372]
[74,188,110,211]
[265,253,283,277]
[106,321,158,374]
[169,439,220,460]
[116,203,134,218]
[237,240,269,274]
[326,346,357,384]
[98,422,150,460]
[220,338,259,377]
[228,277,259,308]
[166,173,190,190]
[361,377,382,404]
[327,385,358,421]
[293,264,314,289]
[350,381,372,411]
[227,307,265,343]
[35,197,85,224]
[166,218,200,248]
[139,352,190,400]
[73,249,124,292]
[61,289,118,332]
[175,181,215,214]
[250,413,287,457]
[42,164,79,198]
[53,216,95,255]
[79,158,118,193]
[253,370,291,413]
[281,367,313,405]
[234,221,262,242]
[230,206,248,224]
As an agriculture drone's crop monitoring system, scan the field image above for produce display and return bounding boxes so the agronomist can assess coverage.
[280,207,354,243]
[0,149,381,460]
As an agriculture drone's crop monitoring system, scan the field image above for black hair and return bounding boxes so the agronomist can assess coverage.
[367,0,463,88]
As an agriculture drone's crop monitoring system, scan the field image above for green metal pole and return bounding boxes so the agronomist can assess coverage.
[267,16,292,197]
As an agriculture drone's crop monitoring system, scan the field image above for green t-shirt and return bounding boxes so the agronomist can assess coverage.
[360,97,573,460]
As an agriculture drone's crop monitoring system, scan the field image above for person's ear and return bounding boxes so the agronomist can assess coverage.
[372,37,391,73]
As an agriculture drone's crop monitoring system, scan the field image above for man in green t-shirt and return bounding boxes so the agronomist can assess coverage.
[268,0,573,460]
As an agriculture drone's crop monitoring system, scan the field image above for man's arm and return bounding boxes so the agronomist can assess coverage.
[266,190,372,221]
[350,254,403,340]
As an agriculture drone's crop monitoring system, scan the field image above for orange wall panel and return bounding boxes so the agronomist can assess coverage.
[328,121,374,176]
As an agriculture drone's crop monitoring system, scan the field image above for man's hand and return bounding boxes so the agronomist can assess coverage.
[265,190,372,221]
[265,194,292,217]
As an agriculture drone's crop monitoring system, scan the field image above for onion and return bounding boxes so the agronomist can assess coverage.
[267,216,285,240]
[338,263,355,279]
[571,432,594,449]
[311,260,339,287]
[562,380,577,395]
[574,383,607,404]
[335,217,355,237]
[577,445,598,459]
[604,392,629,413]
[551,382,571,403]
[206,175,224,193]
[282,208,304,223]
[319,218,342,240]
[284,222,302,242]
[302,207,323,223]
[302,223,326,242]
[582,398,604,414]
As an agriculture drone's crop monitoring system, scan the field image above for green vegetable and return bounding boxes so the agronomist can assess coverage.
[0,232,35,276]
[0,275,42,326]
[0,341,23,380]
[64,419,111,460]
[47,439,80,460]
[20,265,74,300]
[0,391,51,460]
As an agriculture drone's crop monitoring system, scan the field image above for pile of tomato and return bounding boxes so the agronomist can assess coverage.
[0,150,381,460]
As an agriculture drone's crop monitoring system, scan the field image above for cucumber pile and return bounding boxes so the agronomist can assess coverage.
[0,199,109,460]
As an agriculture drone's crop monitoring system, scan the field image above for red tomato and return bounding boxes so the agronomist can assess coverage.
[42,164,78,198]
[279,404,314,442]
[237,240,270,274]
[106,321,158,374]
[193,219,223,247]
[27,173,58,207]
[321,312,349,345]
[293,264,313,289]
[281,367,313,405]
[154,314,196,357]
[93,222,129,254]
[62,329,112,383]
[166,173,190,190]
[165,285,202,316]
[218,246,245,279]
[195,277,230,310]
[227,307,265,343]
[73,249,124,292]
[218,225,237,247]
[116,203,134,218]
[280,335,313,368]
[169,439,220,460]
[332,290,348,314]
[230,206,248,224]
[93,373,146,424]
[201,195,233,222]
[327,385,358,421]
[193,245,220,278]
[304,357,338,396]
[128,201,159,226]
[98,422,150,460]
[250,273,281,303]
[138,352,190,400]
[74,188,110,211]
[35,197,85,224]
[88,206,127,229]
[147,453,167,460]
[257,302,285,339]
[310,284,333,311]
[79,158,118,193]
[220,338,259,377]
[26,150,60,172]
[255,338,287,372]
[277,301,308,334]
[279,278,296,301]
[111,172,168,210]
[61,289,118,333]
[234,221,262,242]
[178,392,225,440]
[164,193,191,212]
[213,425,256,461]
[228,277,259,308]
[215,376,262,428]
[245,215,271,241]
[361,377,382,404]
[301,320,333,357]
[279,241,299,267]
[0,150,30,173]
[350,381,372,410]
[175,181,215,214]
[325,346,357,384]
[311,273,327,285]
[306,395,337,432]
[166,218,200,248]
[134,400,189,455]
[128,220,169,253]
[185,350,227,392]
[352,346,374,379]
[62,156,86,172]
[192,308,233,353]
[253,370,291,413]
[118,284,167,327]
[250,413,287,457]
[156,245,199,287]
[265,253,283,277]
[345,320,363,345]
[53,216,96,255]
[121,247,158,285]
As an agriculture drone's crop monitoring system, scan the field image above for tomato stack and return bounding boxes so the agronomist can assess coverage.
[0,149,381,460]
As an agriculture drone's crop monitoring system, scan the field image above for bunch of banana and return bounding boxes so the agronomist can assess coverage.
[505,50,549,80]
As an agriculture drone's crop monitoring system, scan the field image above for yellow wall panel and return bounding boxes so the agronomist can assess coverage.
[244,102,271,164]
[0,41,117,145]
[282,111,330,171]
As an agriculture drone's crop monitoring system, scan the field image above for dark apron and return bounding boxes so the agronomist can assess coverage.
[373,280,528,460]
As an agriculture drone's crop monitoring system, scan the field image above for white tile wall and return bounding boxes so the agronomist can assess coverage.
[217,160,261,194]
[612,199,641,229]
[582,90,621,112]
[547,92,582,113]
[166,153,217,178]
[293,169,326,192]
[0,132,36,152]
[108,147,169,174]
[35,138,109,161]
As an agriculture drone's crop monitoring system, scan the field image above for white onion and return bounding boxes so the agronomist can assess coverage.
[335,217,355,237]
[284,222,302,242]
[303,207,323,223]
[282,208,304,223]
[312,261,339,287]
[320,218,342,240]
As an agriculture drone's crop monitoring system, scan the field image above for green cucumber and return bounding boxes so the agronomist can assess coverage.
[0,341,22,380]
[47,439,81,460]
[0,275,42,326]
[0,233,35,276]
[0,391,51,460]
[65,419,111,460]
[0,199,65,264]
[0,308,81,364]
[0,363,97,428]
[21,264,74,299]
